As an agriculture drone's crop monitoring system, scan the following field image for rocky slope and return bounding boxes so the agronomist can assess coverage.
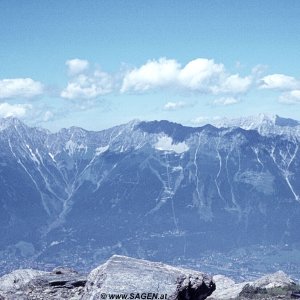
[0,255,299,300]
[208,270,300,299]
[0,255,215,300]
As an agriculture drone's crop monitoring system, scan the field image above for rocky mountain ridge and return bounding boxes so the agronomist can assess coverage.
[0,116,299,276]
[213,114,300,138]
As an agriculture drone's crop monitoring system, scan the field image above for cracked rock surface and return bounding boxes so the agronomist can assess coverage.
[208,271,300,300]
[0,255,215,300]
[1,255,299,300]
[0,267,86,299]
[84,255,215,300]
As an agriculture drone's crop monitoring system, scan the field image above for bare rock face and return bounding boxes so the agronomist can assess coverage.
[83,255,215,300]
[0,267,86,299]
[251,270,295,289]
[0,269,48,294]
[0,256,215,299]
[208,271,299,300]
[207,275,249,299]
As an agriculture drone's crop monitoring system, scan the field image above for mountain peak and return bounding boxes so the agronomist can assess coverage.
[213,114,300,137]
[0,117,26,131]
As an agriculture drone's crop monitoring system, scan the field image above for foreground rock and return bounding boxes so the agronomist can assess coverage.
[0,255,215,299]
[207,275,248,299]
[0,269,48,294]
[208,271,300,299]
[0,267,86,299]
[1,255,298,299]
[84,255,216,299]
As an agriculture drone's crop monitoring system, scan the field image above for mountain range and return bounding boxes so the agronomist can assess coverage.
[0,115,299,275]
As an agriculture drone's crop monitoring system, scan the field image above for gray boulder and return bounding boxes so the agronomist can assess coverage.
[208,270,298,299]
[207,275,249,299]
[83,255,215,300]
[0,269,48,293]
[0,256,215,299]
[251,270,295,289]
[0,267,86,299]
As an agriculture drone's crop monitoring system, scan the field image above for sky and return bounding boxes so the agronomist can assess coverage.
[0,0,300,131]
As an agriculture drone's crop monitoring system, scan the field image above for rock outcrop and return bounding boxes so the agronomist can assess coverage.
[251,270,295,289]
[0,267,86,299]
[0,255,215,299]
[84,255,215,299]
[208,270,299,300]
[1,256,299,300]
[0,269,48,294]
[207,275,249,299]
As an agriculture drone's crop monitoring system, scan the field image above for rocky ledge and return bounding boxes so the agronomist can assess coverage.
[208,270,300,299]
[0,255,299,300]
[0,255,215,299]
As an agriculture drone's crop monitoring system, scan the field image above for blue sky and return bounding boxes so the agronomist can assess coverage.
[0,0,300,131]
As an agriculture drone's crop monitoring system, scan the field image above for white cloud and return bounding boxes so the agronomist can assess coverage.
[260,74,299,90]
[213,74,252,94]
[279,90,300,104]
[251,64,268,77]
[66,59,89,76]
[178,58,224,91]
[0,78,43,99]
[213,97,239,105]
[121,58,179,93]
[121,57,252,95]
[163,101,187,111]
[62,59,113,99]
[61,71,113,99]
[260,74,300,104]
[0,103,32,118]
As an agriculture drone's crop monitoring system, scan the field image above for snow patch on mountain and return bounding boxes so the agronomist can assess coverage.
[154,135,189,153]
[48,152,56,162]
[65,140,87,154]
[95,145,109,155]
[26,144,40,165]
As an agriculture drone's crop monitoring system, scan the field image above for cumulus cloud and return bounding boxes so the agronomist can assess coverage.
[213,74,252,94]
[260,74,299,90]
[178,58,225,91]
[0,103,32,118]
[163,101,187,111]
[66,58,90,76]
[121,58,179,93]
[213,97,239,105]
[0,78,43,99]
[259,73,300,104]
[279,90,300,104]
[121,57,252,95]
[61,70,113,99]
